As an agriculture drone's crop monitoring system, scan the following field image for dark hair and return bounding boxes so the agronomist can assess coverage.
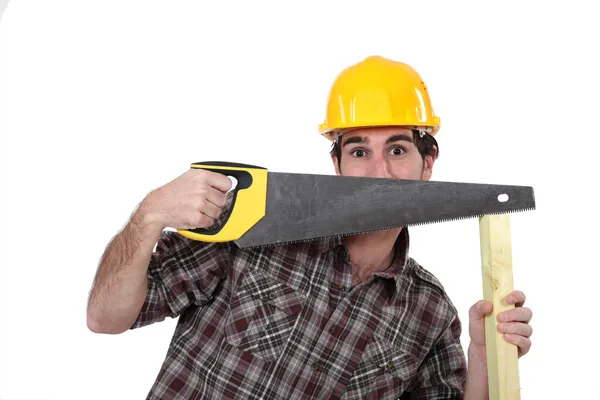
[330,129,439,169]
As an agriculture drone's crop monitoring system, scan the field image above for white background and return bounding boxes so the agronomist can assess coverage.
[1,1,599,399]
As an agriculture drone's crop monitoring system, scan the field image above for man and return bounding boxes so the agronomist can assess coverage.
[87,55,533,399]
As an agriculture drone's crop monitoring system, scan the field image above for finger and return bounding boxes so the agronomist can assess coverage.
[200,199,222,219]
[503,334,531,357]
[207,172,233,193]
[469,300,492,322]
[205,186,229,208]
[184,211,215,230]
[505,290,526,307]
[194,213,215,229]
[498,307,533,323]
[497,322,533,338]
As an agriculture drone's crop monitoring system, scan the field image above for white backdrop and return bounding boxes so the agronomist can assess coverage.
[1,1,599,399]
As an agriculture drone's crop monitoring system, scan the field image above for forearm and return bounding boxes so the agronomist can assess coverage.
[87,202,164,334]
[464,343,489,400]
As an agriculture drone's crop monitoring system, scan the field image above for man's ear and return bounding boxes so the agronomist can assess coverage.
[331,152,342,176]
[421,146,437,181]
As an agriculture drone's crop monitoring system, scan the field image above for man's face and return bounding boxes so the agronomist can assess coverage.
[331,127,436,181]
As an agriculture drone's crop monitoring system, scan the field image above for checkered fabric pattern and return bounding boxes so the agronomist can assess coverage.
[131,224,467,399]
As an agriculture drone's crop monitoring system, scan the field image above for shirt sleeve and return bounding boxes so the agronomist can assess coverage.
[405,314,468,399]
[129,229,231,330]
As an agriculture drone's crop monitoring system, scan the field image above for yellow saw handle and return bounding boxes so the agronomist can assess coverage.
[177,161,268,242]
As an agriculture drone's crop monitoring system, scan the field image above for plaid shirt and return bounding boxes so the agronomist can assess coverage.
[131,226,467,399]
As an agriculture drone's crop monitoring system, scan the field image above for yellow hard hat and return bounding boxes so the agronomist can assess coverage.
[319,55,441,141]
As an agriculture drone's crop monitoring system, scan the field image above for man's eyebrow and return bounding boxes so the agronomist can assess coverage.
[341,134,414,147]
[385,134,413,144]
[342,136,368,147]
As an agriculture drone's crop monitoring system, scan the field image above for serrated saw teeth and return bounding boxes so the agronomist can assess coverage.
[240,206,536,249]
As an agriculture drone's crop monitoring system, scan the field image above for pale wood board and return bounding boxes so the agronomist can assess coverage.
[479,214,521,400]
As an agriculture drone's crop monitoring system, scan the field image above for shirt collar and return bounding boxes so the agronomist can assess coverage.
[310,234,344,256]
[376,228,411,300]
[310,228,411,297]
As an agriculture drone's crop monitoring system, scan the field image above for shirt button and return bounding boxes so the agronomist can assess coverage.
[339,284,346,291]
[268,292,276,299]
[312,363,321,372]
[386,361,393,369]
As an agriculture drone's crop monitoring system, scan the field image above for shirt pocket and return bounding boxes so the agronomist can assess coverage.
[224,268,305,363]
[342,336,419,400]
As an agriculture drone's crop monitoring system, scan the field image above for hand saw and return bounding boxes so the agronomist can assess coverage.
[176,161,535,248]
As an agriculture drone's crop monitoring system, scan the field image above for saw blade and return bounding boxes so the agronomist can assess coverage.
[233,172,535,249]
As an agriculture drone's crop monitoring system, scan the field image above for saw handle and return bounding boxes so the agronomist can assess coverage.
[177,161,268,243]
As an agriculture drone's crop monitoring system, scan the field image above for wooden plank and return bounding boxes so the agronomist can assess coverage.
[479,214,521,400]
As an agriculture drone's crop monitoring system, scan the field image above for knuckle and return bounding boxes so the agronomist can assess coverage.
[195,186,208,196]
[191,214,204,227]
[221,199,229,209]
[222,176,233,188]
[205,208,218,219]
[506,323,518,335]
[195,198,206,210]
[514,334,524,345]
[192,170,208,183]
[201,215,215,227]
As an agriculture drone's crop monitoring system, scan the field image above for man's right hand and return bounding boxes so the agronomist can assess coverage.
[138,169,233,231]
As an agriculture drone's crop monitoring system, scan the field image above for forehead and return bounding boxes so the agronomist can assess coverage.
[340,126,413,143]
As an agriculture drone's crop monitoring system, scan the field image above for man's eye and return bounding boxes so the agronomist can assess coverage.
[351,149,366,157]
[391,147,405,155]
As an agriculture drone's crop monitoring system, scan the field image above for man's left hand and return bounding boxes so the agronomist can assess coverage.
[468,290,533,364]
